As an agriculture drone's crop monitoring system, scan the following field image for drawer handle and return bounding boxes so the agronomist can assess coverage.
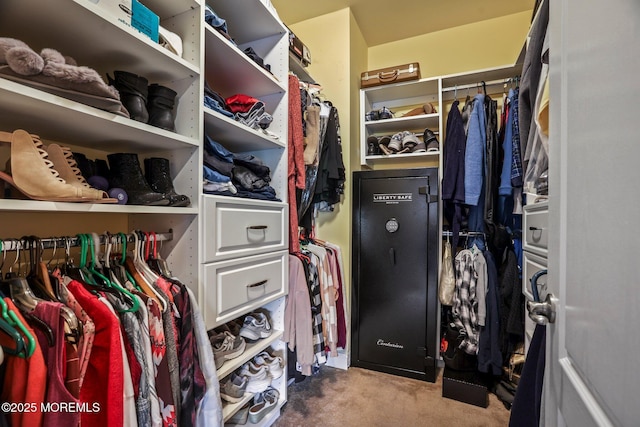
[247,225,268,230]
[247,280,268,289]
[529,226,545,231]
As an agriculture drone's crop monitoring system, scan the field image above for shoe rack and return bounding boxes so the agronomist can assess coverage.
[0,0,201,287]
[201,1,289,425]
[0,0,290,425]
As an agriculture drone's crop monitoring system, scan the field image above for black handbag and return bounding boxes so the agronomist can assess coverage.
[441,322,478,371]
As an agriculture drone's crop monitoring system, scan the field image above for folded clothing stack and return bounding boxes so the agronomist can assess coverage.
[204,5,236,45]
[203,135,280,201]
[226,94,273,131]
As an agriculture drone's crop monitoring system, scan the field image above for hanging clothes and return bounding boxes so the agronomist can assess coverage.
[288,74,306,253]
[313,105,345,211]
[67,279,125,427]
[442,99,467,252]
[0,298,46,427]
[284,254,314,376]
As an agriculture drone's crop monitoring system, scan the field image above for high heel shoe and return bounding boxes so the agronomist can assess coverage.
[45,144,117,203]
[0,129,117,203]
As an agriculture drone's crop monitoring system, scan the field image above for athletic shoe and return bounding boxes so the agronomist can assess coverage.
[228,402,250,425]
[388,132,404,152]
[254,351,284,380]
[238,361,272,393]
[424,128,440,152]
[220,372,248,403]
[209,330,246,368]
[249,387,280,424]
[239,312,272,341]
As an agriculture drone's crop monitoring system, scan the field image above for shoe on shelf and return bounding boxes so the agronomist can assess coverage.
[107,70,149,123]
[387,132,403,152]
[424,128,440,152]
[147,84,177,131]
[228,402,250,425]
[254,351,284,380]
[220,372,248,403]
[46,144,117,203]
[401,132,420,151]
[214,318,243,337]
[209,330,246,368]
[237,361,271,393]
[248,387,280,424]
[0,129,116,203]
[107,152,169,206]
[144,157,190,207]
[239,312,272,341]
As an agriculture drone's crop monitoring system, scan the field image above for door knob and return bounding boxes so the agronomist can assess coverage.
[527,293,556,325]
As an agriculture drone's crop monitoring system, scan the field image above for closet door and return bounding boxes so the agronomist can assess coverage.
[352,168,438,382]
[545,0,640,425]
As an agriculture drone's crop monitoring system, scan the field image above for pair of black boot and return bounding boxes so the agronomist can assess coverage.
[107,153,190,207]
[108,71,177,132]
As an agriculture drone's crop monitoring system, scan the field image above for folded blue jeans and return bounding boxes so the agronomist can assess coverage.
[204,95,234,118]
[204,135,234,162]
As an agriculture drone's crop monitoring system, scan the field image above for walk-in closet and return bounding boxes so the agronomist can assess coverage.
[1,0,637,426]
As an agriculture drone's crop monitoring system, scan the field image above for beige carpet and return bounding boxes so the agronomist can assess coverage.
[274,367,510,427]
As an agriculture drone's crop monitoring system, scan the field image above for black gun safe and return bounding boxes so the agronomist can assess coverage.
[351,168,439,382]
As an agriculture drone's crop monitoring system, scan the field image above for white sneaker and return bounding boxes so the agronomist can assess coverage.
[249,387,279,424]
[209,331,246,368]
[254,352,284,380]
[238,361,271,393]
[239,312,272,341]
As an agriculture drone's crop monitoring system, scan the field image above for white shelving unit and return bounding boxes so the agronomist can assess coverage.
[359,63,523,167]
[0,0,202,283]
[360,77,442,166]
[202,0,290,425]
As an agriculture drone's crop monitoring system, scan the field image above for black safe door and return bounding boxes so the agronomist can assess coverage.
[352,168,438,382]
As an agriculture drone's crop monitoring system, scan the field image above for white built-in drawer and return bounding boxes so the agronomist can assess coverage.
[523,201,549,257]
[202,250,289,329]
[203,196,288,263]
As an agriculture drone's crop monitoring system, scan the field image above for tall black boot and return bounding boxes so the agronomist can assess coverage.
[72,152,96,180]
[144,157,190,207]
[107,71,149,123]
[147,84,177,131]
[107,153,169,206]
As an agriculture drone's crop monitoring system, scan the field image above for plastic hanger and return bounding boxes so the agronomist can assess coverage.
[0,296,26,357]
[0,275,35,358]
[84,233,139,313]
[23,236,56,301]
[116,232,140,292]
[22,311,54,348]
[3,240,39,313]
[146,232,172,278]
[125,232,166,310]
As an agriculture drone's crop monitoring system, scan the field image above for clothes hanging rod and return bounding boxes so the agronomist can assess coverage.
[441,77,519,93]
[0,230,173,252]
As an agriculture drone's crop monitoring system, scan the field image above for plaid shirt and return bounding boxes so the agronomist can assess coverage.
[510,88,524,187]
[452,249,479,355]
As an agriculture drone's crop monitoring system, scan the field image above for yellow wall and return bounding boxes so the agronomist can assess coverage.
[289,9,367,363]
[368,11,532,78]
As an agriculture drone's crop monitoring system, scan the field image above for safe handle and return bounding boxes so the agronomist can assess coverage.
[389,248,396,265]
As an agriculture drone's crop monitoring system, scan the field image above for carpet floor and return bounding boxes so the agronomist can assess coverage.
[274,367,510,427]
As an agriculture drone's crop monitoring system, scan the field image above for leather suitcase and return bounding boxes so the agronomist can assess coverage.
[287,26,311,66]
[360,63,421,88]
